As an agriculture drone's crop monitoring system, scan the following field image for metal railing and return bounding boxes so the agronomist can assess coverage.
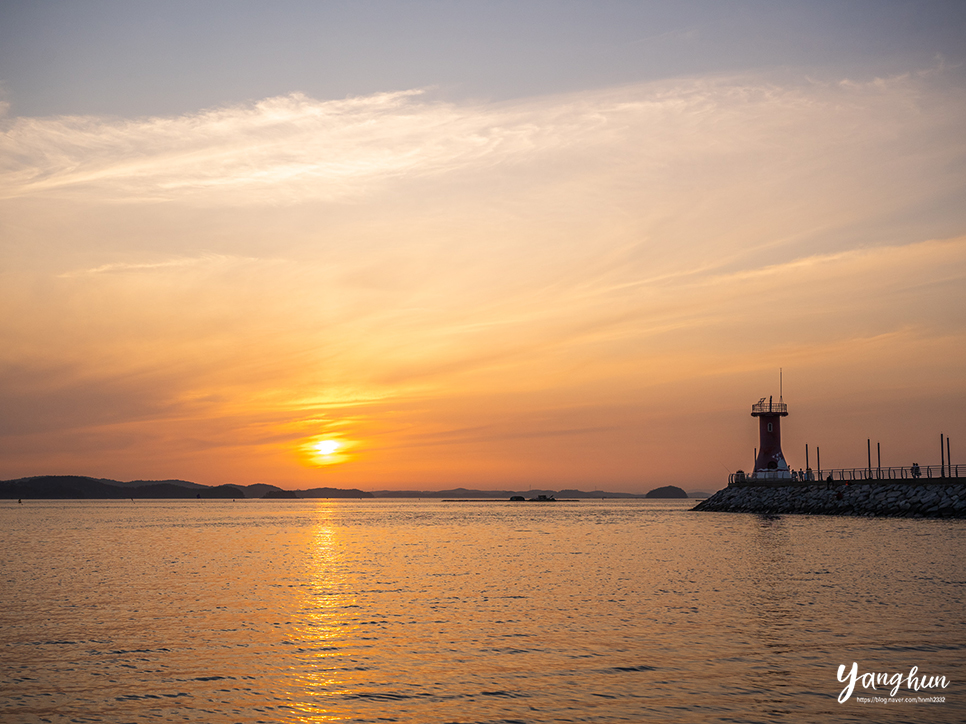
[729,464,962,486]
[751,399,787,415]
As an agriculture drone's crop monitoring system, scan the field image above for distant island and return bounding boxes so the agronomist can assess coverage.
[261,489,299,499]
[1,476,710,500]
[0,476,372,499]
[645,485,689,498]
[371,487,708,499]
[368,487,652,499]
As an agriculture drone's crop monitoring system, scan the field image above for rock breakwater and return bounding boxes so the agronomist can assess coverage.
[692,480,966,518]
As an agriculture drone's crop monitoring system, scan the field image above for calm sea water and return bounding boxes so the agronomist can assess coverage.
[1,499,963,723]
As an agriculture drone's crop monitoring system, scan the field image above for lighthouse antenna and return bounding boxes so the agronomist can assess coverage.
[780,368,783,403]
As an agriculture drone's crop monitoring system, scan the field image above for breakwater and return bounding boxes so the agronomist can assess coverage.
[693,479,966,518]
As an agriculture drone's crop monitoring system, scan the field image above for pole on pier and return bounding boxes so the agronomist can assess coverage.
[806,443,809,472]
[941,433,945,478]
[817,446,821,478]
[867,439,872,479]
[948,437,952,478]
[877,442,881,479]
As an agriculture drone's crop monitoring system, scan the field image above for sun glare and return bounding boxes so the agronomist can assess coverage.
[300,437,353,467]
[315,440,341,456]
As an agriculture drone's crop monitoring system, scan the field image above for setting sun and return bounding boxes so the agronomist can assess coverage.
[315,440,340,456]
[300,437,353,467]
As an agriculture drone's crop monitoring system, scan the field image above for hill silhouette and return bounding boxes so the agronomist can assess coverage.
[645,485,688,499]
[369,488,648,498]
[0,476,371,499]
[0,476,243,499]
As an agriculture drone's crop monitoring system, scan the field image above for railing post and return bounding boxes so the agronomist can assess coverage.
[941,433,945,478]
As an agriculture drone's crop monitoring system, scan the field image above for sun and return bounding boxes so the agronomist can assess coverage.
[300,437,353,467]
[314,439,341,456]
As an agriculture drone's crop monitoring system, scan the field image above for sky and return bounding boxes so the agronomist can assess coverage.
[1,1,965,492]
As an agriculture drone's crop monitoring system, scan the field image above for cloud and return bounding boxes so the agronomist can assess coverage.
[0,88,593,202]
[57,253,261,277]
[2,70,962,211]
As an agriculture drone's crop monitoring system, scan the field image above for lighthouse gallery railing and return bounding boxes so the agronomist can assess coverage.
[751,400,787,415]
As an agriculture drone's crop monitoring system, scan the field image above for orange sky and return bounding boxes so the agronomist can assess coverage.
[2,72,965,491]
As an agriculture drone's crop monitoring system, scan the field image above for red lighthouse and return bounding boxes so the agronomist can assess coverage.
[751,395,790,479]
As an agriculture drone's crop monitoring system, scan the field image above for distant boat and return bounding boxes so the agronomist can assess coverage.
[529,494,556,502]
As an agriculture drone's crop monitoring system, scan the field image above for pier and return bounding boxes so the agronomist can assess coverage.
[694,479,966,518]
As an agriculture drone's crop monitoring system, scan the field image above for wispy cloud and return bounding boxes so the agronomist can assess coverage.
[3,71,962,208]
[57,253,262,277]
[1,88,600,202]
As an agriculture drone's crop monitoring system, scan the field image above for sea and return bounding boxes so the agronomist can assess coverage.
[1,498,963,723]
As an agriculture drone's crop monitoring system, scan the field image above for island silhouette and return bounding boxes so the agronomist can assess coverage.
[644,485,689,498]
[0,475,371,499]
[2,476,706,500]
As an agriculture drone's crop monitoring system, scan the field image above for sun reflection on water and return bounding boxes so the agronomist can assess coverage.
[285,505,361,722]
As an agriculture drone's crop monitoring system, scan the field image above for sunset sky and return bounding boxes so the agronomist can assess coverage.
[1,1,964,491]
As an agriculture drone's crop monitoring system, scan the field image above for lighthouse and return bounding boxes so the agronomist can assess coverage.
[751,395,790,479]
